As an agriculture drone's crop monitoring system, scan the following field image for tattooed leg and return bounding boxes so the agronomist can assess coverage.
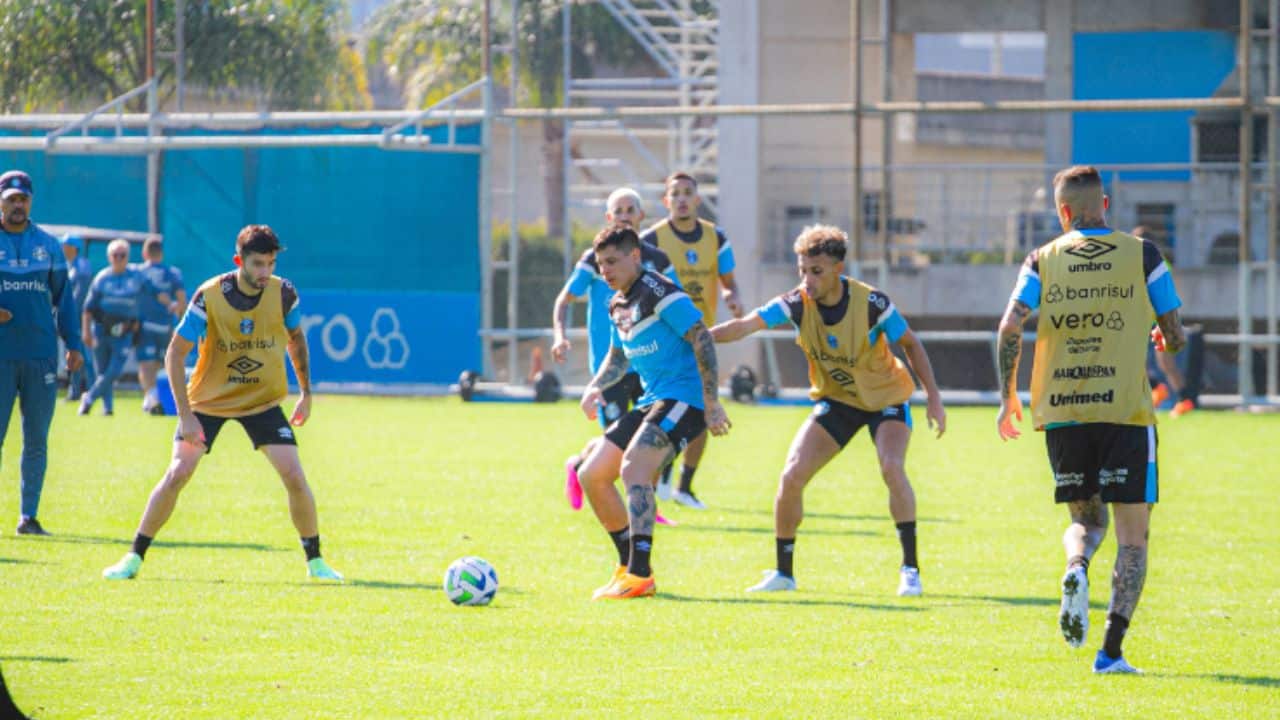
[1108,503,1150,620]
[621,423,674,537]
[1065,495,1109,568]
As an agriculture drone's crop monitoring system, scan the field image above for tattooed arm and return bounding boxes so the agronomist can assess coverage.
[996,299,1032,440]
[286,325,313,426]
[1151,308,1187,355]
[550,286,582,363]
[580,344,630,421]
[684,321,731,436]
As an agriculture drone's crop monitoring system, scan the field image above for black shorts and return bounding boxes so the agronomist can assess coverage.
[811,398,912,449]
[176,405,297,454]
[1045,423,1157,504]
[597,371,644,428]
[603,399,707,454]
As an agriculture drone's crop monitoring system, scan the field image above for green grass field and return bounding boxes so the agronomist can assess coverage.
[2,396,1278,718]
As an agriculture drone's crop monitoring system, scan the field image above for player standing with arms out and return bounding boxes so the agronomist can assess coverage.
[0,170,84,536]
[576,225,730,600]
[134,237,186,414]
[551,187,676,525]
[641,172,743,509]
[996,166,1185,674]
[103,225,342,581]
[712,224,945,596]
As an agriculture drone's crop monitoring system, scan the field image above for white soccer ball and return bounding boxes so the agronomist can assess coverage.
[444,556,499,606]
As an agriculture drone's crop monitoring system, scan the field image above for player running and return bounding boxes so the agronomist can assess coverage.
[576,224,730,600]
[711,224,945,597]
[641,172,743,509]
[103,225,342,582]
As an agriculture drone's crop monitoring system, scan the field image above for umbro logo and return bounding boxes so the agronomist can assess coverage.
[227,355,263,375]
[1065,238,1116,261]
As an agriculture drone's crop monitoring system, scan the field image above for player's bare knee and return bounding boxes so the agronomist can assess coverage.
[778,465,810,496]
[277,465,308,492]
[878,457,908,486]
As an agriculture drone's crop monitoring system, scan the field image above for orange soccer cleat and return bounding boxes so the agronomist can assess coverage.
[1151,383,1171,407]
[1170,399,1195,418]
[593,571,656,600]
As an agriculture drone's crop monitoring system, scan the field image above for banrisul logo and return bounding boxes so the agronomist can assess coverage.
[1065,238,1117,272]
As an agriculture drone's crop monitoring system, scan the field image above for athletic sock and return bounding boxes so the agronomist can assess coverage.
[1103,612,1130,659]
[608,527,630,567]
[131,533,153,560]
[776,537,796,577]
[678,464,697,494]
[659,463,673,486]
[1067,554,1090,573]
[301,535,321,561]
[628,534,653,578]
[895,521,918,569]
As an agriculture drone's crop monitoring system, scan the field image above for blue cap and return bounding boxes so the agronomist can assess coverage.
[61,234,84,252]
[0,170,32,199]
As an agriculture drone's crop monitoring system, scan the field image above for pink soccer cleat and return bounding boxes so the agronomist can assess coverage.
[656,510,678,527]
[564,456,584,511]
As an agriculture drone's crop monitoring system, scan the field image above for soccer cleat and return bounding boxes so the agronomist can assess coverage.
[103,552,143,580]
[746,569,797,592]
[563,455,584,511]
[656,475,674,501]
[307,557,344,582]
[1150,383,1170,407]
[655,510,678,527]
[78,398,92,416]
[594,571,656,600]
[673,490,706,510]
[15,517,50,536]
[591,565,628,600]
[1093,650,1142,675]
[897,566,923,597]
[1059,566,1090,648]
[1170,399,1195,418]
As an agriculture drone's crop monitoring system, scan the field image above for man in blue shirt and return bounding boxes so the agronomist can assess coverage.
[133,237,185,414]
[550,188,677,517]
[80,239,154,417]
[574,224,730,600]
[60,234,96,402]
[0,170,84,535]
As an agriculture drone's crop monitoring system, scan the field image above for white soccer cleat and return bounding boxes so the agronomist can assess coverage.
[656,476,674,501]
[897,566,922,597]
[746,569,796,592]
[1059,566,1090,648]
[673,490,706,510]
[1093,651,1142,675]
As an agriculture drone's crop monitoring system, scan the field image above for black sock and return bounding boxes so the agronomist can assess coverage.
[301,535,321,561]
[678,464,697,494]
[896,521,918,569]
[1068,554,1090,573]
[660,463,673,485]
[608,527,630,567]
[1103,612,1130,659]
[628,534,653,578]
[131,533,153,560]
[776,537,796,578]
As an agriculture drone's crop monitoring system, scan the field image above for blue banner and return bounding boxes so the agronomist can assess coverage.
[295,289,480,387]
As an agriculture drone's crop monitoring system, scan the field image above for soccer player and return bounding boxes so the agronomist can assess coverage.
[80,239,152,416]
[0,169,85,536]
[551,187,676,521]
[134,237,186,414]
[60,234,96,402]
[575,224,730,600]
[996,165,1185,675]
[710,224,946,597]
[103,225,342,581]
[640,171,743,508]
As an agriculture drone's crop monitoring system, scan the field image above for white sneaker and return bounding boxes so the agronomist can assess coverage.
[746,570,796,592]
[897,566,922,597]
[1059,566,1089,648]
[656,476,674,501]
[1093,650,1142,674]
[673,490,706,510]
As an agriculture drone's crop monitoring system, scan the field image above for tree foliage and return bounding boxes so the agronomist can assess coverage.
[0,0,370,112]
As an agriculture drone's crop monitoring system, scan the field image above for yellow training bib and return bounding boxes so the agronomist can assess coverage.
[651,218,720,325]
[187,275,290,417]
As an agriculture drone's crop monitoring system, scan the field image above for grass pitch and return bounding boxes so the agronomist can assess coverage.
[2,397,1278,718]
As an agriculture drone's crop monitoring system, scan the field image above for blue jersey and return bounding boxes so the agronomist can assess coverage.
[133,261,184,333]
[68,255,93,310]
[84,267,149,338]
[607,269,705,409]
[0,221,82,360]
[564,243,678,374]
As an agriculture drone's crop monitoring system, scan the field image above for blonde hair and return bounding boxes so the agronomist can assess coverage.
[606,187,643,214]
[792,224,848,261]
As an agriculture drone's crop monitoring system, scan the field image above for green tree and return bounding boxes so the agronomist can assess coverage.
[364,0,651,238]
[0,0,370,112]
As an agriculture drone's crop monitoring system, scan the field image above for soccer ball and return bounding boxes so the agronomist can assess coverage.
[444,556,499,606]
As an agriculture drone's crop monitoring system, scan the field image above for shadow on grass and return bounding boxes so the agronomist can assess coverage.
[347,579,530,596]
[0,656,71,664]
[715,506,958,523]
[0,558,40,565]
[927,593,1107,610]
[1155,673,1280,688]
[38,534,287,553]
[673,524,873,537]
[658,592,924,612]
